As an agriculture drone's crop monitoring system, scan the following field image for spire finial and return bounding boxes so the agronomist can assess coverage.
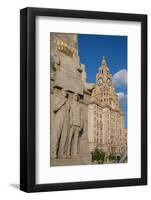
[101,56,107,66]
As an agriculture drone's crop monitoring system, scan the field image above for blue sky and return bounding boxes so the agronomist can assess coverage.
[78,34,127,128]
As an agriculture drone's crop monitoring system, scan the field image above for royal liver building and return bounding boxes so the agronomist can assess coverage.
[88,57,127,159]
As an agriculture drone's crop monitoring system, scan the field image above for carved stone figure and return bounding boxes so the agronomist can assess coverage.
[53,52,60,70]
[50,33,91,166]
[51,89,69,158]
[67,94,82,158]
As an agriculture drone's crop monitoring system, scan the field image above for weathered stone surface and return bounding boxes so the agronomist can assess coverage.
[54,71,84,95]
[50,33,91,166]
[51,158,84,166]
[66,94,81,158]
[54,33,78,49]
[51,89,70,159]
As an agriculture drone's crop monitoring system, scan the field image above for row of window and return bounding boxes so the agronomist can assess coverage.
[100,98,111,103]
[94,137,103,143]
[94,112,102,117]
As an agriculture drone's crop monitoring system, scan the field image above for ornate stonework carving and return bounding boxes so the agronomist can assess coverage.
[54,38,75,58]
[88,57,127,158]
[51,89,70,159]
[50,33,91,166]
[67,94,82,158]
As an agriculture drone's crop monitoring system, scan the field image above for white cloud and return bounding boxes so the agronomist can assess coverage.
[116,92,127,111]
[113,69,127,88]
[117,92,125,100]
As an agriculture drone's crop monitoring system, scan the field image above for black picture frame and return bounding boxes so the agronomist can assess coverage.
[20,7,147,192]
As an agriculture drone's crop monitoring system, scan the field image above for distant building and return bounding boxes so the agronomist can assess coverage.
[88,57,127,159]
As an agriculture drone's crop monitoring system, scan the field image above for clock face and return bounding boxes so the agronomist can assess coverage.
[97,78,103,85]
[107,78,112,86]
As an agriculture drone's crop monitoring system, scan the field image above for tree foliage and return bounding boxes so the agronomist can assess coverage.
[91,148,105,163]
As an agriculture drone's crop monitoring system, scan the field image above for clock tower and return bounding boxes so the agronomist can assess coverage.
[88,57,127,160]
[91,57,120,111]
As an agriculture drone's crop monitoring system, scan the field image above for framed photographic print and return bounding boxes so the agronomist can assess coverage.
[20,7,147,192]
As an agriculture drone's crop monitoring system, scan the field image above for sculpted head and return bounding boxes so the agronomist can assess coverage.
[61,88,67,97]
[73,93,78,101]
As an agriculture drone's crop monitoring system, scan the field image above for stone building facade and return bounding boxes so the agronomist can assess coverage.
[88,57,127,159]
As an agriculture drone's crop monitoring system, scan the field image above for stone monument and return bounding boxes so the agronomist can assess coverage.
[50,33,91,166]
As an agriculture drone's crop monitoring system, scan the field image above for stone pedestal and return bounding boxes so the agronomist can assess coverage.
[51,158,85,166]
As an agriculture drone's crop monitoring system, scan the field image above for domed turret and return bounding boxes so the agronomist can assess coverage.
[99,56,109,74]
